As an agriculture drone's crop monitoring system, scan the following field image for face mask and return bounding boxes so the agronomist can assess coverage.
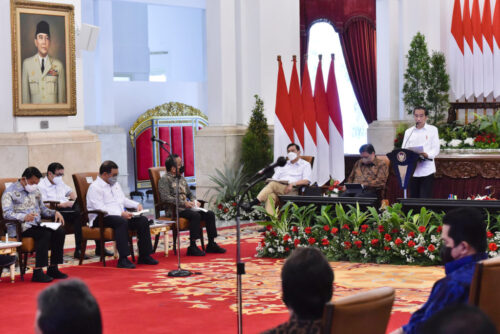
[287,152,297,161]
[108,176,118,186]
[52,176,63,185]
[440,245,455,265]
[25,183,38,193]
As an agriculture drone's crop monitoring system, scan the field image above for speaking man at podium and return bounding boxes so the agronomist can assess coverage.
[402,107,440,198]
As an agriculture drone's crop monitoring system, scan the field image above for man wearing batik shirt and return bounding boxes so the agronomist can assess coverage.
[391,208,488,334]
[344,144,388,198]
[1,167,66,283]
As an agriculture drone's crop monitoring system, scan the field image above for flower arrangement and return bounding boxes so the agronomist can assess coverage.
[256,202,500,266]
[213,200,264,221]
[325,179,343,197]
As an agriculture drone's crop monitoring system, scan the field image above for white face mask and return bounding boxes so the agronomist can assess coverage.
[52,176,63,185]
[287,152,297,161]
[25,183,38,193]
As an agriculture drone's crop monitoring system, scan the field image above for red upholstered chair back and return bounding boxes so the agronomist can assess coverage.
[129,102,208,193]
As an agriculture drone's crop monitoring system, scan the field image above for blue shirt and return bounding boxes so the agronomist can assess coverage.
[402,252,488,334]
[1,181,55,237]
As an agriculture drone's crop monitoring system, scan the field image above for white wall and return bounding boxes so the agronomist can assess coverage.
[0,0,84,133]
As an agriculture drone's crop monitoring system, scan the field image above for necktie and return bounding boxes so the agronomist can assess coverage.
[41,59,45,73]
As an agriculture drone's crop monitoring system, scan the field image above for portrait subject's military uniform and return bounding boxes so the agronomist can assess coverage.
[21,54,66,104]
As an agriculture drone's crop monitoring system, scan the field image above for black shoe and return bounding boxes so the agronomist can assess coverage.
[47,267,68,279]
[74,250,90,260]
[95,248,114,257]
[186,245,205,256]
[117,257,136,269]
[32,270,53,283]
[138,255,159,265]
[0,255,16,267]
[206,242,226,254]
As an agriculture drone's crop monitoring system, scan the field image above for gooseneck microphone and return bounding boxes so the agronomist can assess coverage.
[257,156,287,175]
[151,136,169,146]
[402,123,417,148]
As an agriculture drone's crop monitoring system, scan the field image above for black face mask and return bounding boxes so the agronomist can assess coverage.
[440,245,455,265]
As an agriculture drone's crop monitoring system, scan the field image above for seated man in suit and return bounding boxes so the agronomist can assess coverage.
[158,155,226,256]
[343,144,388,198]
[263,247,334,334]
[86,160,158,269]
[1,167,67,283]
[38,162,109,260]
[391,208,488,334]
[243,143,311,215]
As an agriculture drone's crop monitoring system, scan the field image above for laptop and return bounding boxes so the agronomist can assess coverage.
[344,183,364,193]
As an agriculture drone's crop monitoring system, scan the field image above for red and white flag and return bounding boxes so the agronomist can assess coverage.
[463,0,475,100]
[482,0,494,98]
[302,60,318,183]
[274,56,294,160]
[494,0,500,98]
[289,56,305,149]
[314,55,331,186]
[449,0,465,100]
[326,54,345,182]
[472,0,484,98]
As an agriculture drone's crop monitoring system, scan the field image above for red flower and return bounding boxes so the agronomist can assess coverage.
[321,238,329,246]
[395,238,403,245]
[323,225,330,231]
[285,247,290,252]
[333,180,340,187]
[391,228,399,234]
[328,185,334,191]
[294,239,300,247]
[292,226,298,233]
[436,226,442,233]
[408,240,416,248]
[378,225,385,233]
[308,237,316,245]
[283,234,290,242]
[361,224,369,232]
[408,231,415,238]
[354,240,362,248]
[266,225,272,231]
[271,231,277,237]
[418,226,426,233]
[223,208,229,213]
[428,244,436,252]
[331,227,339,235]
[489,243,498,251]
[261,240,265,246]
[487,231,494,238]
[217,204,223,210]
[384,246,391,251]
[342,224,350,230]
[371,239,379,246]
[305,227,312,234]
[352,231,359,236]
[232,202,237,206]
[417,246,425,254]
[344,241,352,249]
[384,234,392,241]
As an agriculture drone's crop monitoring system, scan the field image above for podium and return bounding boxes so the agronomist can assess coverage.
[386,149,420,198]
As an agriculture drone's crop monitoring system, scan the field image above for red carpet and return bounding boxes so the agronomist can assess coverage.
[0,225,428,333]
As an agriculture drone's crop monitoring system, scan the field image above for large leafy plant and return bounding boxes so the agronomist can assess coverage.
[208,165,248,205]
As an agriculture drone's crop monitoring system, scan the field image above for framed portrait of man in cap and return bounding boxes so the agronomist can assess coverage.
[10,1,76,116]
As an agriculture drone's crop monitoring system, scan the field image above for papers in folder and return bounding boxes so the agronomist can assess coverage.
[266,179,289,185]
[40,222,61,230]
[407,146,424,154]
[190,207,208,213]
[131,210,149,217]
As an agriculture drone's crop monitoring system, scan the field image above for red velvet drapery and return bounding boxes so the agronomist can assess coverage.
[300,0,377,124]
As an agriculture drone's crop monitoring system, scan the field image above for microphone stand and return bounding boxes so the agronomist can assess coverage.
[152,137,193,277]
[235,172,270,334]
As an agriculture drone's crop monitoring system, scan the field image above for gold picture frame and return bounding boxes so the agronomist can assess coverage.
[10,0,76,116]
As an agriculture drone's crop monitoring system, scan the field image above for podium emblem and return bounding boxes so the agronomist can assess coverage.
[397,151,407,163]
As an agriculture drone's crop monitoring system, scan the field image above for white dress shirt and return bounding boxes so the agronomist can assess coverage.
[86,176,139,224]
[402,123,440,177]
[38,177,73,202]
[272,158,312,183]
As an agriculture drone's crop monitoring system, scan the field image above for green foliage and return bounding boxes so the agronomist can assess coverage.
[403,32,431,114]
[476,110,500,138]
[403,33,450,125]
[427,52,450,124]
[241,95,273,177]
[208,165,249,204]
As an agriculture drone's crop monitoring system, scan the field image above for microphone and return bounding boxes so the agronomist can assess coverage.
[402,124,416,148]
[257,156,287,175]
[151,136,169,146]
